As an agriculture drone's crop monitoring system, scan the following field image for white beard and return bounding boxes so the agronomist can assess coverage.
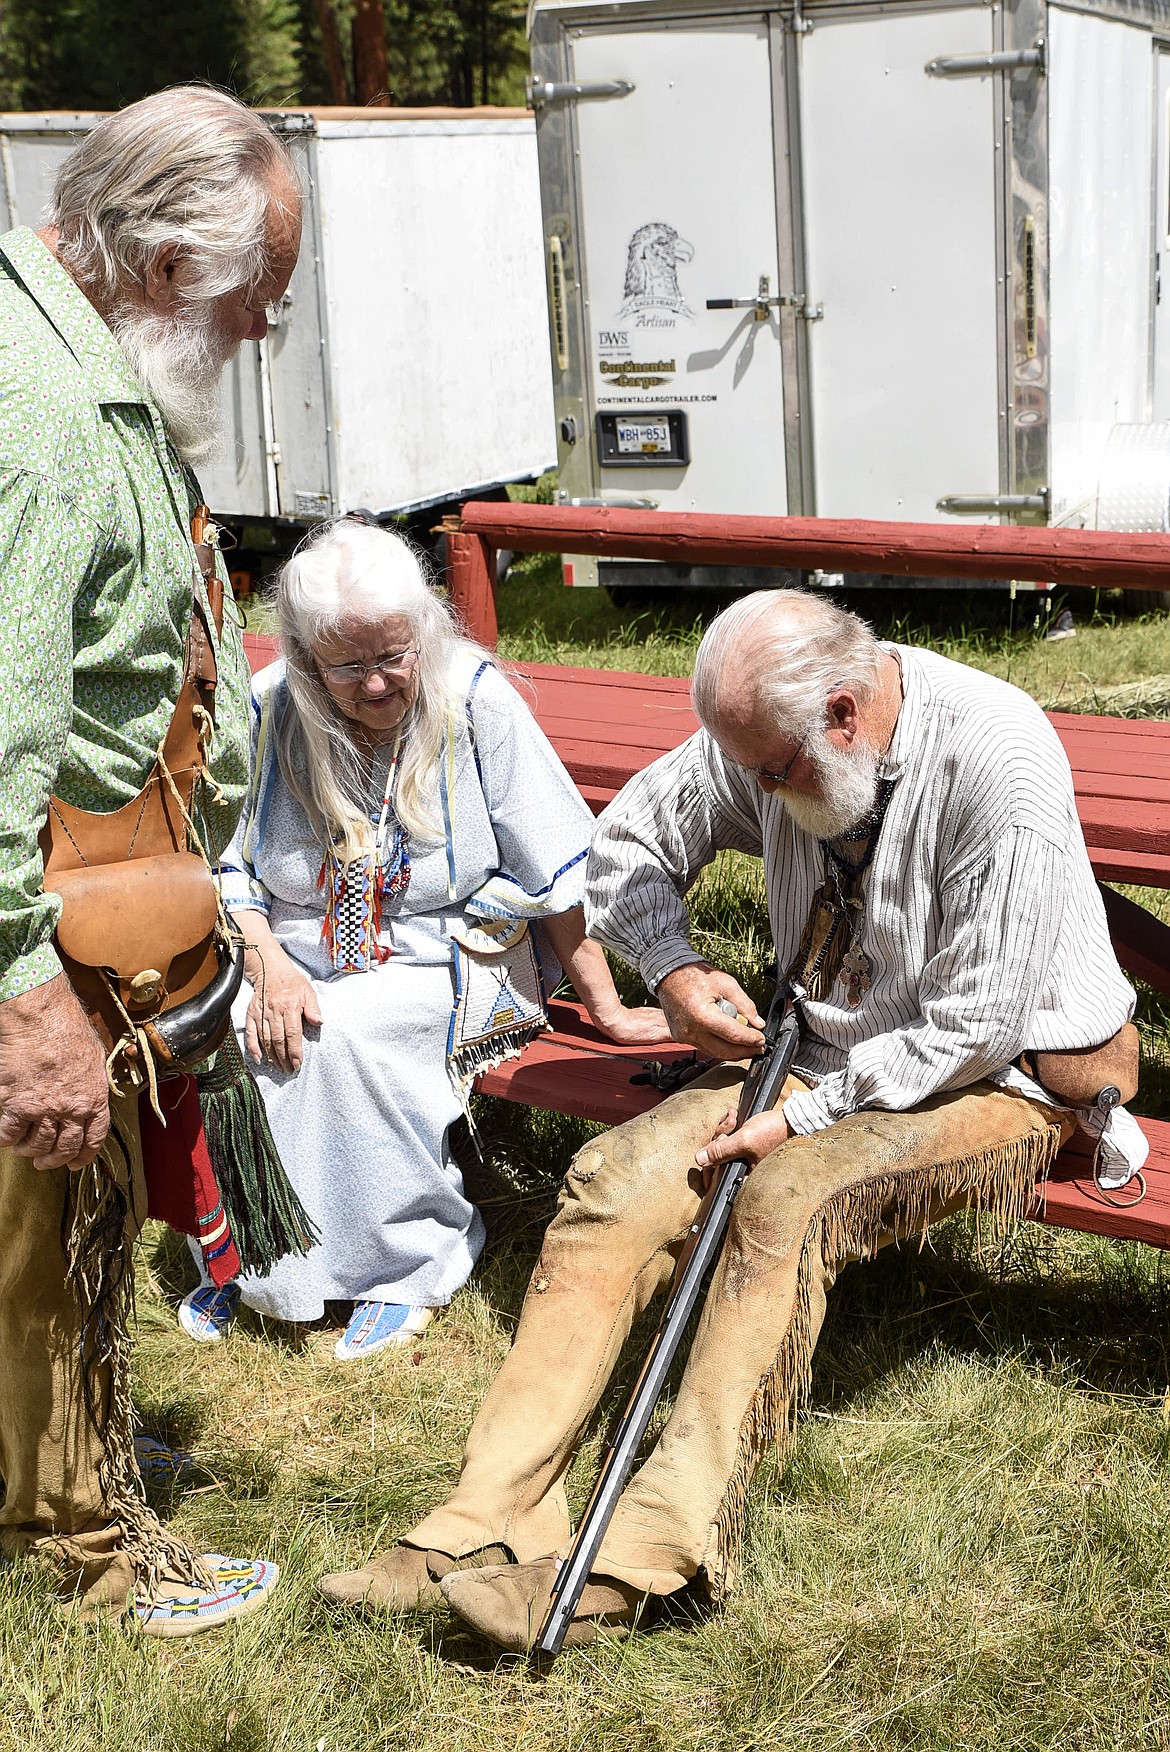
[781,724,881,841]
[110,302,239,465]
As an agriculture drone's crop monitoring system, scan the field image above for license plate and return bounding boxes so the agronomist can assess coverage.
[595,409,689,467]
[615,418,672,455]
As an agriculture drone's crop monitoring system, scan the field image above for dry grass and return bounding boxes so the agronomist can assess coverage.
[8,1204,1170,1752]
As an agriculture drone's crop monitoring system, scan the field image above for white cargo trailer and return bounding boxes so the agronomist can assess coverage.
[529,0,1170,592]
[0,107,556,537]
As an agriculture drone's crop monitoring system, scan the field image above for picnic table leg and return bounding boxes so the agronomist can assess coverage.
[445,522,498,650]
[1099,883,1170,999]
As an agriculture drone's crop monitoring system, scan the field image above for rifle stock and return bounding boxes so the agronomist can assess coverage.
[533,978,805,1658]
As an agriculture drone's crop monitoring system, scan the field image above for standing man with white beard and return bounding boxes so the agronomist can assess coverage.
[321,590,1143,1650]
[0,87,301,1634]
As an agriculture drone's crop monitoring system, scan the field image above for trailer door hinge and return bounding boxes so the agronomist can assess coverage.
[926,41,1045,77]
[527,78,634,108]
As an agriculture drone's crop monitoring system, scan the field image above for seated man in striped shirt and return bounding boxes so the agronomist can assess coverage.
[320,589,1142,1649]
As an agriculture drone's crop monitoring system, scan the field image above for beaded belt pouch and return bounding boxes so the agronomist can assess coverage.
[448,916,549,1098]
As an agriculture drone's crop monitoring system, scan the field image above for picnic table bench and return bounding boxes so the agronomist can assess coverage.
[239,501,1170,1250]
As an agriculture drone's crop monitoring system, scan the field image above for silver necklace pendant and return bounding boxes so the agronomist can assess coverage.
[839,939,873,1008]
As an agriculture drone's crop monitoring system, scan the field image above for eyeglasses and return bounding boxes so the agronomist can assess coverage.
[752,736,805,786]
[319,648,419,690]
[241,295,286,326]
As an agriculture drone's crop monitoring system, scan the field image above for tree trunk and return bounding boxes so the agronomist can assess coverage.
[351,0,389,106]
[314,0,350,104]
[480,0,490,105]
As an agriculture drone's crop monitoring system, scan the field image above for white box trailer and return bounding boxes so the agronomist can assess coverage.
[529,0,1170,593]
[0,107,556,536]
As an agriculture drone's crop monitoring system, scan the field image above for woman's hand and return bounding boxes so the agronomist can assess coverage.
[542,909,675,1046]
[591,1002,675,1045]
[244,955,322,1072]
[231,909,323,1074]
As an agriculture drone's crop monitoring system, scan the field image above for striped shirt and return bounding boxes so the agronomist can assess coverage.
[585,643,1136,1135]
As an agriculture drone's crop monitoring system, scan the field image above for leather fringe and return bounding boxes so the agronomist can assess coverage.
[705,1121,1062,1600]
[449,1020,547,1097]
[63,1139,211,1596]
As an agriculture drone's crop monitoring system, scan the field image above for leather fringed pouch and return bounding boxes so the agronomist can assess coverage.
[45,849,242,1076]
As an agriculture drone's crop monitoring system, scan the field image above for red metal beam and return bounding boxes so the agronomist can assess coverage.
[458,502,1170,590]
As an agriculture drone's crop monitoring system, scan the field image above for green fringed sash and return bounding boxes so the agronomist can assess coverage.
[196,1031,318,1276]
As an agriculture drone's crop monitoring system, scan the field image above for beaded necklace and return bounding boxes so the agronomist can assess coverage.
[319,725,412,972]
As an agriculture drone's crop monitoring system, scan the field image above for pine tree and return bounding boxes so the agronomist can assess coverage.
[0,0,529,113]
[0,0,302,110]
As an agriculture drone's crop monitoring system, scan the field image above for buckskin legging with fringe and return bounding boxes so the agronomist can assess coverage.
[409,1068,1072,1599]
[0,1090,202,1615]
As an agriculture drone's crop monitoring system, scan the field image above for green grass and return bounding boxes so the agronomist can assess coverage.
[497,555,1170,710]
[9,587,1170,1751]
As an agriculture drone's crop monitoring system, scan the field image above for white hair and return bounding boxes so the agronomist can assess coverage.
[691,589,884,739]
[49,85,298,304]
[276,521,492,861]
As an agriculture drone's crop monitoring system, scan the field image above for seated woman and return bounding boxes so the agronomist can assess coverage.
[178,520,668,1358]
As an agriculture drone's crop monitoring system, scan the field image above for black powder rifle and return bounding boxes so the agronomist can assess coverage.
[533,976,807,1658]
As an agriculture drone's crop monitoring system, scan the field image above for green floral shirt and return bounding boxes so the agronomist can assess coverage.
[0,227,250,1002]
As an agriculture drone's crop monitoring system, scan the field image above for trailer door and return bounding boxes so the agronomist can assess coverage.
[799,8,1001,521]
[569,17,790,514]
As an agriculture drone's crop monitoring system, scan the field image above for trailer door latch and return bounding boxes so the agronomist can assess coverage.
[527,78,634,107]
[706,274,823,321]
[926,41,1045,77]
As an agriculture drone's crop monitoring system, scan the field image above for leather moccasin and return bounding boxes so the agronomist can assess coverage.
[440,1557,648,1652]
[317,1541,510,1613]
